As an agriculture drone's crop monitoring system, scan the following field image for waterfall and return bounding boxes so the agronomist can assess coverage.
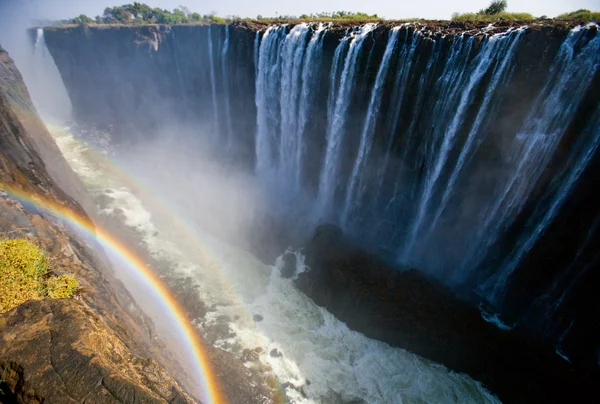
[401,31,517,261]
[207,25,219,135]
[378,35,441,239]
[317,24,376,215]
[472,28,600,303]
[278,23,311,183]
[254,24,329,187]
[254,32,260,79]
[30,28,72,121]
[250,23,597,316]
[485,30,600,303]
[221,25,234,147]
[295,23,327,188]
[342,27,401,223]
[421,29,525,253]
[255,26,287,172]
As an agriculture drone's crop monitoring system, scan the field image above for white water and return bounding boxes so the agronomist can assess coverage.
[318,24,376,215]
[421,29,525,259]
[342,27,400,223]
[48,125,499,404]
[401,30,521,261]
[255,26,287,172]
[207,25,220,135]
[221,25,234,147]
[476,28,600,303]
[279,23,311,184]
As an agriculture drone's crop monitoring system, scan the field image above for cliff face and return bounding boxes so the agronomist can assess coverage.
[0,46,194,402]
[44,24,257,160]
[42,20,600,375]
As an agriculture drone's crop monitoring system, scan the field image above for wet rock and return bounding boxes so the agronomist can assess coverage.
[241,348,260,363]
[269,349,283,358]
[280,252,297,278]
[294,224,598,403]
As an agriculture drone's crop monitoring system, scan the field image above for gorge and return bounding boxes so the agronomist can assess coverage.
[1,13,598,404]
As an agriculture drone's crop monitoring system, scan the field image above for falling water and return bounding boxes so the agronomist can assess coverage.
[401,31,521,261]
[342,27,401,223]
[421,29,525,250]
[484,31,600,303]
[255,26,287,172]
[471,28,600,303]
[207,25,220,135]
[279,24,311,182]
[221,25,234,147]
[317,24,376,215]
[295,23,328,188]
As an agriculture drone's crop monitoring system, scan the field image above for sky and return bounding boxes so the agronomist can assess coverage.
[0,0,598,22]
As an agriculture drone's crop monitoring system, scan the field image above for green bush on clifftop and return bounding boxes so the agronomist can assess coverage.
[556,9,600,22]
[0,238,79,314]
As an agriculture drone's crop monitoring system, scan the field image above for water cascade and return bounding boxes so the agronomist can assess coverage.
[317,24,376,213]
[207,25,220,136]
[221,25,234,147]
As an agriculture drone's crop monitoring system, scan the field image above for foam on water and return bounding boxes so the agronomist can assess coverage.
[49,125,499,403]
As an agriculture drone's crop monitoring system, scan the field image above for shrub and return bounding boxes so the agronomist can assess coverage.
[0,238,79,314]
[72,14,93,24]
[451,11,534,22]
[482,0,508,15]
[556,9,600,22]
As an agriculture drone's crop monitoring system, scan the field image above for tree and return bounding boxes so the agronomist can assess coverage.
[72,14,93,24]
[482,0,507,15]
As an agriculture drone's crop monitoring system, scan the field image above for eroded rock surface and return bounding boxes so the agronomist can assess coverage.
[0,299,193,403]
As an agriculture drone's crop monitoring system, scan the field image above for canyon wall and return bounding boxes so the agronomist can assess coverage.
[0,45,197,402]
[43,21,600,370]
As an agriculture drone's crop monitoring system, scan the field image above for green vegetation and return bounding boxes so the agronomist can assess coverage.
[72,2,230,25]
[65,1,597,25]
[451,11,535,22]
[452,0,535,22]
[556,9,600,22]
[482,0,508,15]
[68,2,379,25]
[0,238,79,314]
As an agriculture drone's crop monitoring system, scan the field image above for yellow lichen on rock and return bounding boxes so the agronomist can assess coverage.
[0,238,79,314]
[47,274,79,299]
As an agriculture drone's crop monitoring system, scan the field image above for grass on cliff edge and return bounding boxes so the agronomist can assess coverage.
[451,11,536,22]
[0,238,79,314]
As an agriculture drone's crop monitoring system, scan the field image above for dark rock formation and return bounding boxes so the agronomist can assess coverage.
[295,224,598,403]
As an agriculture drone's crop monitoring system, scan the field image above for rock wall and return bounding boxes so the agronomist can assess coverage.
[0,45,194,402]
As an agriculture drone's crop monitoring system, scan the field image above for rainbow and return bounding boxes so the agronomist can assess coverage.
[0,182,227,404]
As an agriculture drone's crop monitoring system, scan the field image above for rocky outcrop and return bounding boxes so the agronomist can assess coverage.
[0,45,94,216]
[294,224,598,403]
[0,299,193,403]
[1,45,199,402]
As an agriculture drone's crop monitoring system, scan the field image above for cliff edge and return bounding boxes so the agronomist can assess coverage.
[0,45,194,403]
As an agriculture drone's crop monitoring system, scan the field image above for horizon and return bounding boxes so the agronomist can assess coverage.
[0,0,598,25]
